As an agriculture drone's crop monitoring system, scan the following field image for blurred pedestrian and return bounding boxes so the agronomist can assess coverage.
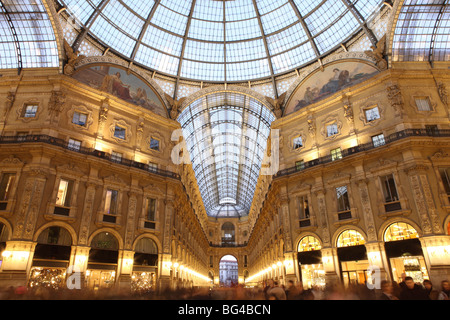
[423,280,439,300]
[399,277,429,300]
[285,280,299,300]
[378,280,399,300]
[267,281,286,300]
[438,280,450,300]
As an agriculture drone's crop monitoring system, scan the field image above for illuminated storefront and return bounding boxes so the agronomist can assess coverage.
[29,226,72,290]
[86,232,119,290]
[297,236,325,289]
[336,230,370,287]
[132,238,158,293]
[384,222,429,283]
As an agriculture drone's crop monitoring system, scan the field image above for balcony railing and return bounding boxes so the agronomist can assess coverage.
[0,134,180,180]
[275,128,450,178]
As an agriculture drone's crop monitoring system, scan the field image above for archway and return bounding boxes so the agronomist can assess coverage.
[87,231,119,289]
[132,237,158,293]
[219,255,238,287]
[29,226,72,289]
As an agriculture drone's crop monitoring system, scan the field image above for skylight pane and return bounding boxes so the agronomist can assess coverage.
[121,0,155,18]
[90,15,135,56]
[100,0,144,39]
[160,0,193,16]
[135,44,180,75]
[188,19,224,42]
[184,40,224,63]
[260,3,298,34]
[151,4,188,35]
[226,18,262,41]
[141,25,183,56]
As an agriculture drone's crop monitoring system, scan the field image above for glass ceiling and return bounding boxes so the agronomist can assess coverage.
[60,0,383,82]
[178,92,275,218]
[392,0,449,62]
[0,0,59,70]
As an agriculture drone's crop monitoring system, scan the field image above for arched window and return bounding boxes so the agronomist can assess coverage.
[221,222,235,246]
[337,230,365,247]
[34,226,72,261]
[134,238,158,266]
[219,255,238,287]
[89,232,119,264]
[298,236,321,252]
[384,222,419,242]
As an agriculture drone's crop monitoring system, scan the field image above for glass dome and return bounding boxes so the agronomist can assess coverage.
[60,0,383,82]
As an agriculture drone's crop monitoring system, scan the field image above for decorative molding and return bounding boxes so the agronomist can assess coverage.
[109,119,132,144]
[67,104,94,131]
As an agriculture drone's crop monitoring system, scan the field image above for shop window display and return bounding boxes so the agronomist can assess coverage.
[297,236,325,289]
[383,222,429,284]
[336,230,369,287]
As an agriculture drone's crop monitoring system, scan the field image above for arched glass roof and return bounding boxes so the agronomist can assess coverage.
[392,0,449,62]
[60,0,383,82]
[0,0,59,70]
[178,92,275,218]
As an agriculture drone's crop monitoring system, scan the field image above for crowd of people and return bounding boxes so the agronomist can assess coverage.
[262,276,450,301]
[0,276,448,300]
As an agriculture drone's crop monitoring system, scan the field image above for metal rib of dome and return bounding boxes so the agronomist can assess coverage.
[61,0,383,82]
[178,92,275,218]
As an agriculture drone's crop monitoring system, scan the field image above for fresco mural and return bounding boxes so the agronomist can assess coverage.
[285,61,379,116]
[73,65,167,117]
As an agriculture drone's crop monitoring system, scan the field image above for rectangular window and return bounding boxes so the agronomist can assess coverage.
[380,174,399,203]
[68,138,81,151]
[298,196,310,220]
[365,106,380,122]
[146,198,156,221]
[111,151,123,163]
[22,104,38,118]
[295,160,305,171]
[415,97,432,111]
[372,133,386,147]
[327,123,338,137]
[56,179,74,207]
[150,138,160,151]
[105,189,119,215]
[293,136,303,150]
[425,125,439,136]
[331,148,342,161]
[0,173,16,201]
[148,162,158,172]
[72,111,88,127]
[114,126,126,140]
[439,168,450,196]
[336,186,351,213]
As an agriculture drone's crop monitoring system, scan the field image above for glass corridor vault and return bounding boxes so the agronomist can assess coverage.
[177,92,276,218]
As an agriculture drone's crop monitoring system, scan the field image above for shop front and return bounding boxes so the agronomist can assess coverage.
[86,232,119,290]
[336,229,370,287]
[297,236,325,289]
[132,237,158,294]
[28,226,72,290]
[384,222,429,284]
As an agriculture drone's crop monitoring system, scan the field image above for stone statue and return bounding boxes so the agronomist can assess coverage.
[165,93,187,120]
[365,35,388,70]
[63,39,86,76]
[265,92,287,119]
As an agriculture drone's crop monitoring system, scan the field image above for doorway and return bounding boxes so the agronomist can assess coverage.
[219,255,238,287]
